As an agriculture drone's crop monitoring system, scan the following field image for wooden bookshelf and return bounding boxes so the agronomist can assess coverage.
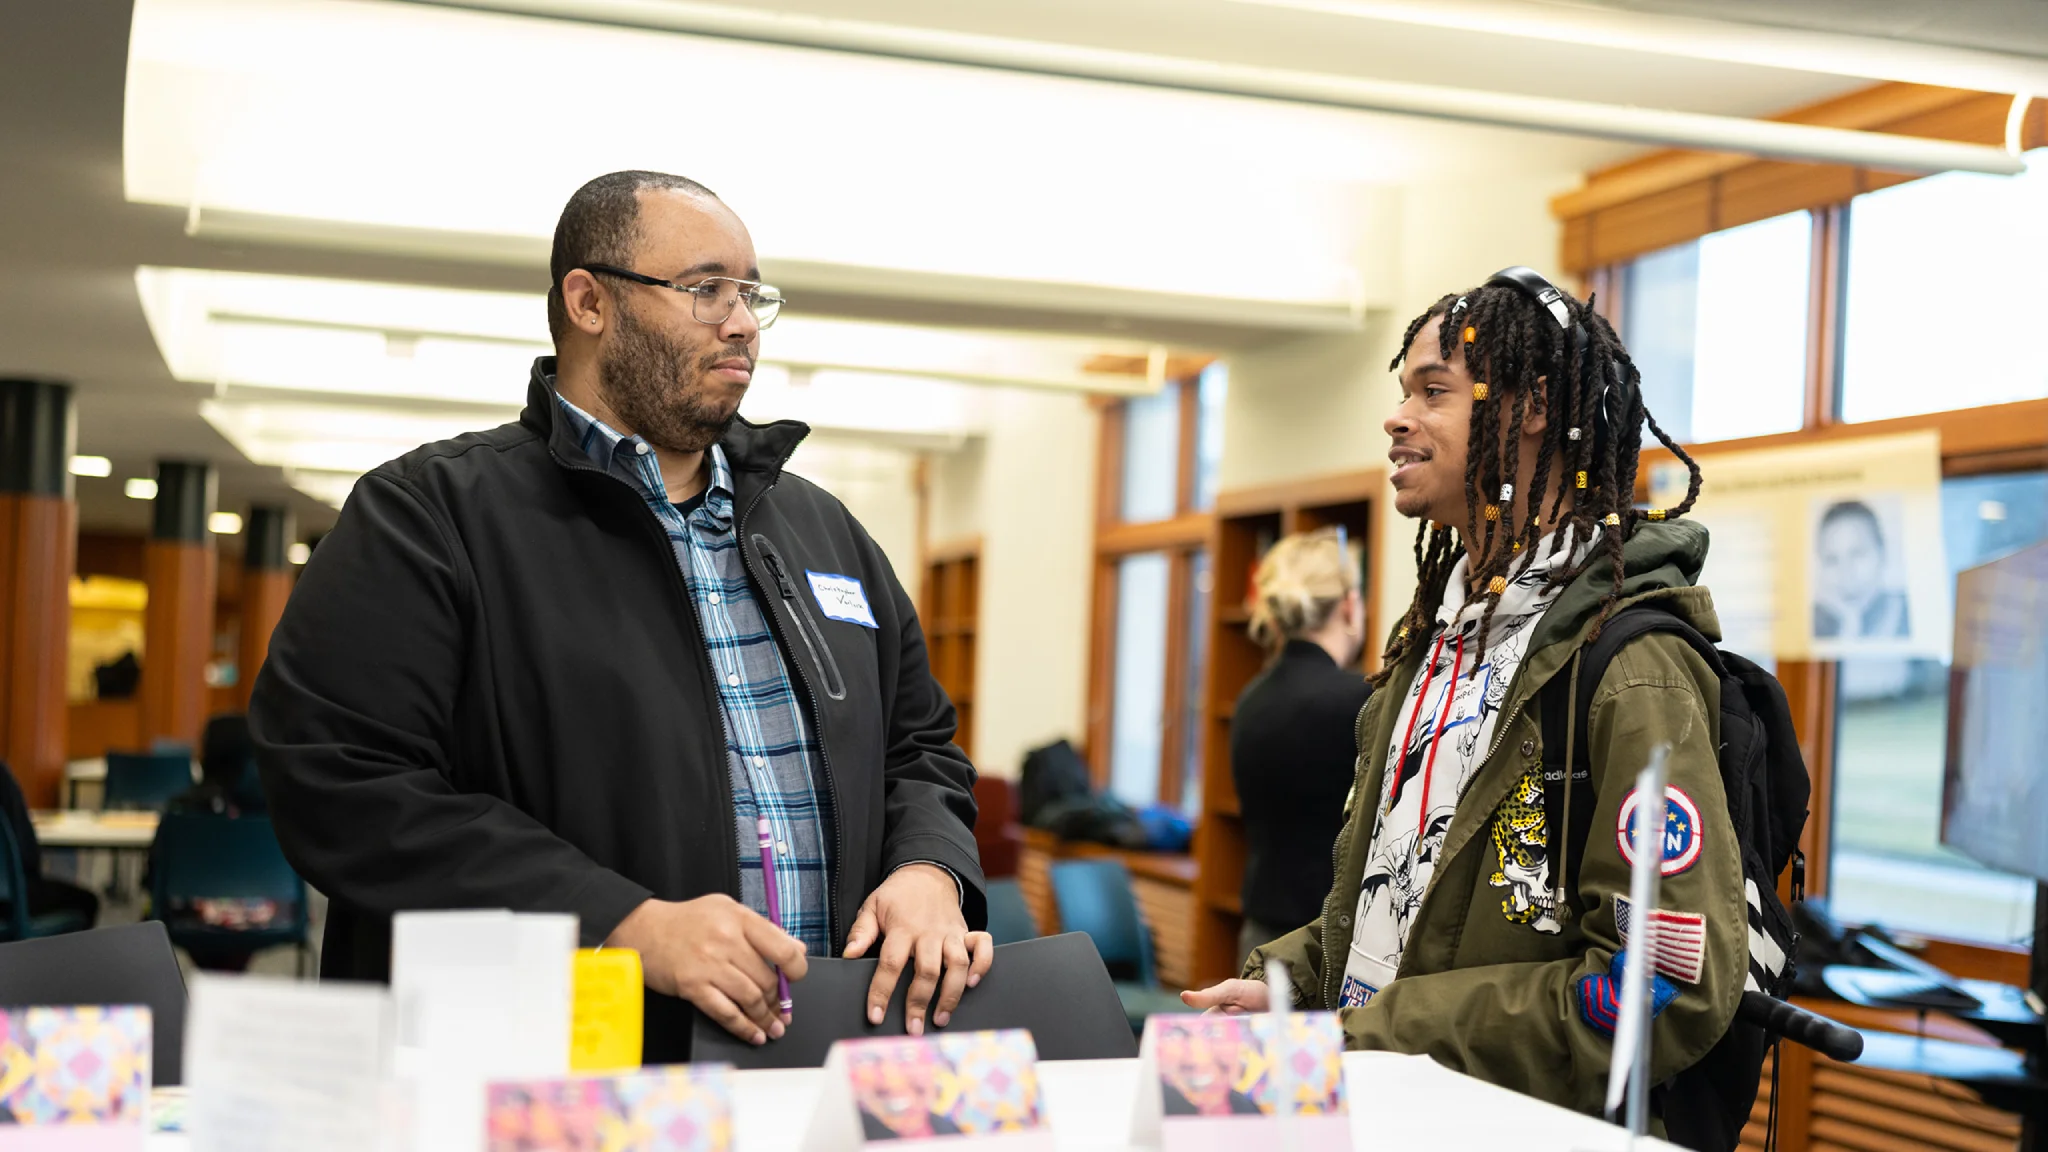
[922,538,982,759]
[1189,469,1385,986]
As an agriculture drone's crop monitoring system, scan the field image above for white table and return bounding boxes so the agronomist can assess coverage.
[31,810,160,849]
[145,1051,1677,1150]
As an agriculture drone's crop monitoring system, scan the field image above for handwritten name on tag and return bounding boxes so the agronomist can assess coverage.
[806,571,879,629]
[1132,1013,1351,1152]
[486,1066,733,1152]
[805,1029,1051,1150]
[0,1005,150,1149]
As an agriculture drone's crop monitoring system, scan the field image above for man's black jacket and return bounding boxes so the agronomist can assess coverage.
[251,359,984,1055]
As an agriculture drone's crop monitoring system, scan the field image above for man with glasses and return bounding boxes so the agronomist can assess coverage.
[253,171,990,1059]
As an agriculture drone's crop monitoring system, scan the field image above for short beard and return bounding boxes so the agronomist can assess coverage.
[598,298,746,454]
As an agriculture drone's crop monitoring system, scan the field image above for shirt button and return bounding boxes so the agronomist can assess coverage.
[751,755,766,768]
[726,674,740,688]
[708,593,721,605]
[1521,739,1536,757]
[777,841,790,856]
[634,442,650,456]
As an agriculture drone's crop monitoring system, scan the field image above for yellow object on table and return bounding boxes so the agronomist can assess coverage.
[570,948,643,1073]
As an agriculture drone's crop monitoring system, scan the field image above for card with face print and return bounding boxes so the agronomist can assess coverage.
[803,1029,1051,1150]
[1130,1013,1351,1152]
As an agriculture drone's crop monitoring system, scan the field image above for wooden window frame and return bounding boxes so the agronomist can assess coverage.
[1592,101,2048,977]
[1087,370,1218,808]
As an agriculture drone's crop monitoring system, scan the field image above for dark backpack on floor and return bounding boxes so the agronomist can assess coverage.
[1537,601,1810,1152]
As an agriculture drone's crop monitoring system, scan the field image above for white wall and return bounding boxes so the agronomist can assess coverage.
[788,436,924,602]
[922,389,1099,779]
[1218,173,1579,641]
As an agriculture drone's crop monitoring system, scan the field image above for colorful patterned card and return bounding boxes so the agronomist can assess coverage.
[484,1064,733,1152]
[1132,1013,1351,1152]
[0,1005,150,1151]
[805,1029,1052,1149]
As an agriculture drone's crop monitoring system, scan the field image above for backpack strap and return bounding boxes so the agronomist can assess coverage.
[1539,601,1726,907]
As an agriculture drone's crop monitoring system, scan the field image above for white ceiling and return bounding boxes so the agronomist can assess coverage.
[5,0,2036,537]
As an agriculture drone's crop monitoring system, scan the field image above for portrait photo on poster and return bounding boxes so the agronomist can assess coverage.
[1809,494,1913,649]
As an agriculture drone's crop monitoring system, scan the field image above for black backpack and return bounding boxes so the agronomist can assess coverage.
[1537,601,1810,1152]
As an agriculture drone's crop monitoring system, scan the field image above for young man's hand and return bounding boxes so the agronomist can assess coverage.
[1180,979,1271,1015]
[843,863,994,1035]
[607,895,808,1045]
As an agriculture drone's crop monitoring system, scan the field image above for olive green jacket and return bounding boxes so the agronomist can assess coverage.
[1245,521,1745,1118]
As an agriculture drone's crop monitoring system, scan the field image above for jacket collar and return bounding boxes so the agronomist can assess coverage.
[520,356,812,507]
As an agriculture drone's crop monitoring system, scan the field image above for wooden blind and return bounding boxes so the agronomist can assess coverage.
[1554,83,2048,275]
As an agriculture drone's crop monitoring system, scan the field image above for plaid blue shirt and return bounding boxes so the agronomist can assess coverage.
[554,393,834,953]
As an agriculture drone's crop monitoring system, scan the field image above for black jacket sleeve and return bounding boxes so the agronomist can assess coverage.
[860,526,987,931]
[250,472,652,947]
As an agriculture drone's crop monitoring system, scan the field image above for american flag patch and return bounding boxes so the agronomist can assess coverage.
[1613,896,1707,984]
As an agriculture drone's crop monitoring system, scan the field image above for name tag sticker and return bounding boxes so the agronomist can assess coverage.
[806,571,878,629]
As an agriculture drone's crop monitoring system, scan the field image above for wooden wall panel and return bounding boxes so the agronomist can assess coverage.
[236,568,291,710]
[1,495,76,808]
[1555,84,2048,273]
[140,541,215,749]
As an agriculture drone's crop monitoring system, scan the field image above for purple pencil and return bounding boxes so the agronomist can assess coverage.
[757,816,794,1016]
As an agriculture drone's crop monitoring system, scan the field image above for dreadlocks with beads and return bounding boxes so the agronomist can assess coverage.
[1374,281,1704,685]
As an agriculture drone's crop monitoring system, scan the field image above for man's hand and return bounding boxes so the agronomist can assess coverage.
[843,863,993,1036]
[1180,980,1271,1015]
[607,895,808,1046]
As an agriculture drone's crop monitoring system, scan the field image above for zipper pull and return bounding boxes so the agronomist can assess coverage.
[760,545,800,600]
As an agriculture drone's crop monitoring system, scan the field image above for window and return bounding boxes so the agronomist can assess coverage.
[1092,363,1222,812]
[1108,552,1172,807]
[1120,381,1181,523]
[1621,211,1812,444]
[1192,362,1229,512]
[1827,471,2048,945]
[1840,148,2048,424]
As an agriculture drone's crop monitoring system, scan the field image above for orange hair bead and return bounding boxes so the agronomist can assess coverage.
[1472,382,1490,401]
[1463,326,1477,344]
[1488,576,1508,595]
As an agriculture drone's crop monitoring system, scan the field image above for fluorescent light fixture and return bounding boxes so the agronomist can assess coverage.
[283,470,363,511]
[288,542,312,565]
[69,455,113,478]
[140,266,1178,400]
[1223,0,2048,96]
[1980,500,2008,522]
[124,0,1413,318]
[124,478,158,500]
[209,511,243,535]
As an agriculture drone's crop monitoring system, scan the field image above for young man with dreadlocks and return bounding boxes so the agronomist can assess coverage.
[1184,269,1745,1122]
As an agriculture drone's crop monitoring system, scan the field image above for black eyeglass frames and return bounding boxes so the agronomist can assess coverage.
[579,263,784,328]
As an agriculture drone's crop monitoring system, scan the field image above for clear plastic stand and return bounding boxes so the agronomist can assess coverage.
[1580,744,1673,1152]
[1266,961,1301,1152]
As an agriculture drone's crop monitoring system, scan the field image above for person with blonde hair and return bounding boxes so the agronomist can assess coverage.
[1229,526,1372,967]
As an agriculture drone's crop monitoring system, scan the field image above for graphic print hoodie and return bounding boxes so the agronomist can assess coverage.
[1340,525,1598,1006]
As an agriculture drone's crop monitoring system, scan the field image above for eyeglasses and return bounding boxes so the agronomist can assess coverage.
[579,263,784,329]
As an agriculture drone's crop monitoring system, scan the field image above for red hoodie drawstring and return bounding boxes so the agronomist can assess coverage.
[1416,631,1467,843]
[1391,631,1450,813]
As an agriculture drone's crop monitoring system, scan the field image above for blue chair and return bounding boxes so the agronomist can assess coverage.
[985,878,1039,945]
[104,751,196,812]
[1048,859,1194,1032]
[0,816,92,942]
[148,814,310,974]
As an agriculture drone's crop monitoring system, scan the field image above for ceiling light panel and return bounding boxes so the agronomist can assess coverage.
[121,0,1480,310]
[139,266,1178,402]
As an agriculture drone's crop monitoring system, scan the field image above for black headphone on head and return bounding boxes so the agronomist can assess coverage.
[1472,265,1623,448]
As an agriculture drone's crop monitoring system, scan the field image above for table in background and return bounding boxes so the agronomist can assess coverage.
[32,810,160,850]
[65,756,107,809]
[32,809,160,901]
[144,1050,1678,1151]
